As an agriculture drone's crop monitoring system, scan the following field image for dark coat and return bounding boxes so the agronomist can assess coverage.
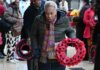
[0,16,11,54]
[31,11,75,59]
[21,1,45,39]
[21,1,45,70]
[76,4,90,52]
[76,4,90,40]
[93,14,100,70]
[76,4,90,60]
[0,16,11,32]
[94,23,100,70]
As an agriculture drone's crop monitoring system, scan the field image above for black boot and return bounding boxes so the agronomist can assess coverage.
[0,52,4,59]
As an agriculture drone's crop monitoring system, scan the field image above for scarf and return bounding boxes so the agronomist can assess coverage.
[40,18,56,63]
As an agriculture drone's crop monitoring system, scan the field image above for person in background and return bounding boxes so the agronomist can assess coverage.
[4,0,23,63]
[30,1,75,70]
[93,0,100,69]
[0,0,9,10]
[0,0,10,58]
[19,0,30,17]
[0,4,6,59]
[0,0,4,4]
[59,0,68,14]
[78,0,84,11]
[56,0,60,7]
[93,19,100,70]
[76,0,90,60]
[83,0,96,61]
[21,0,45,69]
[21,0,45,40]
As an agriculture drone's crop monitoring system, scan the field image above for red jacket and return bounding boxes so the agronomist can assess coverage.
[0,4,5,16]
[83,7,96,38]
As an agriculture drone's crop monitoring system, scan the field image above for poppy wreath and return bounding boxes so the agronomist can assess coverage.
[55,38,86,66]
[15,39,33,60]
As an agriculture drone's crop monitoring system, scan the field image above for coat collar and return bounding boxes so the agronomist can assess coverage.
[40,10,66,24]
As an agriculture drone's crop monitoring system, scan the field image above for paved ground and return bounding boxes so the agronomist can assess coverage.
[0,58,94,70]
[0,44,94,70]
[65,46,94,70]
[66,61,94,70]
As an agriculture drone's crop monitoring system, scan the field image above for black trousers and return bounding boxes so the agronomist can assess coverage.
[27,59,65,70]
[39,59,65,70]
[94,35,100,70]
[27,59,34,70]
[0,33,5,55]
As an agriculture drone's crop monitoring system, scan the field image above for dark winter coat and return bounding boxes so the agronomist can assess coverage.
[94,22,100,70]
[93,2,100,70]
[30,11,75,59]
[76,4,90,40]
[0,16,11,53]
[21,1,45,39]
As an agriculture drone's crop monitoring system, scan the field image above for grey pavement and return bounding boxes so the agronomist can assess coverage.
[0,46,94,70]
[66,61,94,70]
[65,47,94,70]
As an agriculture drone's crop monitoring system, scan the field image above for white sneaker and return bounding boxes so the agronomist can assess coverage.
[9,59,19,63]
[14,59,19,62]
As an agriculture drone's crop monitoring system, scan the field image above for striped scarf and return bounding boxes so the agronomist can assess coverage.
[40,18,56,63]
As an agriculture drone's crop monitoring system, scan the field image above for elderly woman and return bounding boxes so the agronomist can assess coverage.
[31,1,75,70]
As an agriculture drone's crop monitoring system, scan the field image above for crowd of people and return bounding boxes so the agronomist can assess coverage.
[0,0,100,70]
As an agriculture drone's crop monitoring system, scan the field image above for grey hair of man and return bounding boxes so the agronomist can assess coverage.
[44,1,58,11]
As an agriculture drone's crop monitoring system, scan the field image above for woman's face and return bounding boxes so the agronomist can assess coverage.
[45,6,57,22]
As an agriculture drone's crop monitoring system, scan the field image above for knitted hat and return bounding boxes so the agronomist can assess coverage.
[0,4,5,16]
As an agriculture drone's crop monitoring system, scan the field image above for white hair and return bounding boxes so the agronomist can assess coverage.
[44,1,58,11]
